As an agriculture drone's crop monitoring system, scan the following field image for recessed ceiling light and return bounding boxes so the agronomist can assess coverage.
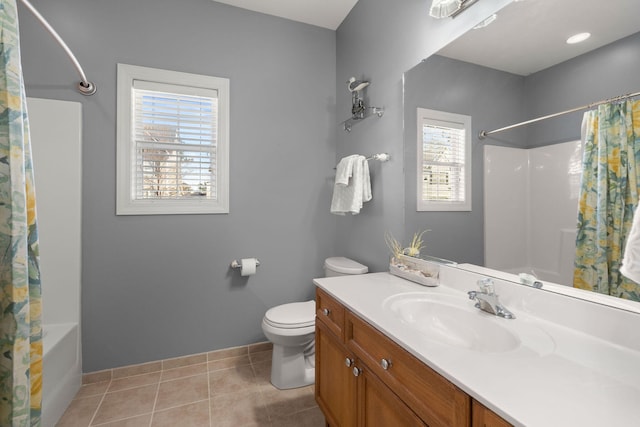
[566,32,591,44]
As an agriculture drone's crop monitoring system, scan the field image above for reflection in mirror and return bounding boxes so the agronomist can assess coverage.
[403,0,640,310]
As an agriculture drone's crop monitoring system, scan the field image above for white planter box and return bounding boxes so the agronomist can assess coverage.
[389,255,441,287]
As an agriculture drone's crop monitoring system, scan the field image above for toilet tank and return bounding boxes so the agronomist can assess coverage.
[324,257,368,277]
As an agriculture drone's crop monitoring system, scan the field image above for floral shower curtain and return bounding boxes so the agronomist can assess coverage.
[0,1,43,426]
[574,99,640,301]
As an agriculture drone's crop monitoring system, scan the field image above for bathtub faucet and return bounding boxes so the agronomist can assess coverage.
[468,278,515,319]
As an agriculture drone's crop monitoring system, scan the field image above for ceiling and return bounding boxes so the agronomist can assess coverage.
[437,0,640,76]
[212,0,359,30]
[212,0,640,72]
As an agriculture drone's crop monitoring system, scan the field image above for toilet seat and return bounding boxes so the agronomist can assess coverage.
[264,300,315,329]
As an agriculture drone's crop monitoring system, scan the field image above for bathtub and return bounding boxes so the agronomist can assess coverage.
[42,323,81,427]
[502,266,566,286]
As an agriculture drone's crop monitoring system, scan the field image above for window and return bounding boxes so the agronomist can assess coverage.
[417,108,471,211]
[117,64,229,215]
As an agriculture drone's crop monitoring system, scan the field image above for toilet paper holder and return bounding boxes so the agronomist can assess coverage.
[230,258,261,269]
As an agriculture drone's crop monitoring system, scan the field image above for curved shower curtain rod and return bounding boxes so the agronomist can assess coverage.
[18,0,96,95]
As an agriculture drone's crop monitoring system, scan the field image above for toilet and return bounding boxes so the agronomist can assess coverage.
[261,257,368,389]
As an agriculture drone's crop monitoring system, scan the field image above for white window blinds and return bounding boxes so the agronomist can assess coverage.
[117,64,229,215]
[421,119,465,202]
[417,108,471,211]
[133,81,218,201]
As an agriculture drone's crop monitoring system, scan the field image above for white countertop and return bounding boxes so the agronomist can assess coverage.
[313,272,640,427]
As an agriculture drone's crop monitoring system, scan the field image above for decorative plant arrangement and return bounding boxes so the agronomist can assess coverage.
[384,231,404,260]
[385,230,430,258]
[404,229,428,257]
[385,230,439,286]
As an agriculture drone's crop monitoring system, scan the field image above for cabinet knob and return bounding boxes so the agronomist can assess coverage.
[380,358,392,370]
[345,357,353,368]
[322,308,331,316]
[352,366,361,377]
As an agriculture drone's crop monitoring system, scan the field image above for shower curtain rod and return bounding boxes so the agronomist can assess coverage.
[18,0,96,95]
[478,90,640,140]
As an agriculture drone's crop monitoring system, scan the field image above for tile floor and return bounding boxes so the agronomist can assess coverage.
[56,343,325,427]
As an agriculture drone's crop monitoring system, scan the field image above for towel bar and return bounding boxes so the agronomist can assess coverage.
[332,153,390,170]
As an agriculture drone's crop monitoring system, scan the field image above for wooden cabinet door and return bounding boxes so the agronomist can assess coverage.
[347,311,470,427]
[316,320,357,427]
[358,367,427,427]
[472,400,513,427]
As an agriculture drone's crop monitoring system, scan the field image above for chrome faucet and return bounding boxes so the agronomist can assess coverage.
[468,278,515,319]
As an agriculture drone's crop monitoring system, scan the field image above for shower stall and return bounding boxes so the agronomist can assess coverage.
[484,141,582,286]
[28,97,83,426]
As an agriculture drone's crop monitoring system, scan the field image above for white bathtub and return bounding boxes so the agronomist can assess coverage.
[502,266,566,286]
[42,323,81,427]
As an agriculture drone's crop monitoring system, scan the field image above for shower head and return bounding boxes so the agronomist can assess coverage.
[347,77,370,92]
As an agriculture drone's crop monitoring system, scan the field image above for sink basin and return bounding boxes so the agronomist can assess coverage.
[383,292,522,353]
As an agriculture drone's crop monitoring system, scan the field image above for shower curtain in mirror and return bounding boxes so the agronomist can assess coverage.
[0,1,43,425]
[574,99,640,301]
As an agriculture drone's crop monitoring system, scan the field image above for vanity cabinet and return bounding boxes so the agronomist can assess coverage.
[316,287,512,427]
[358,366,426,426]
[316,286,346,340]
[316,288,424,426]
[472,401,513,427]
[315,318,357,426]
[347,311,469,427]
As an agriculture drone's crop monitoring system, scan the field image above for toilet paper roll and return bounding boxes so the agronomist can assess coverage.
[240,258,257,276]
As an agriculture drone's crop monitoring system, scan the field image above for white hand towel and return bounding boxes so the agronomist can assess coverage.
[621,205,640,283]
[335,155,357,186]
[330,155,372,215]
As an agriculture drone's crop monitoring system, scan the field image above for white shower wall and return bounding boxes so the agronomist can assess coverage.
[29,97,82,326]
[484,146,529,272]
[484,141,582,285]
[28,97,82,427]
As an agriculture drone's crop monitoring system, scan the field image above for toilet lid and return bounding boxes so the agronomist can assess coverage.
[264,300,315,329]
[324,257,368,275]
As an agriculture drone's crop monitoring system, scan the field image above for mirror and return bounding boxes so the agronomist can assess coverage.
[403,0,640,311]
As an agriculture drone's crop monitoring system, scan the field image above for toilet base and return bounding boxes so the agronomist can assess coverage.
[269,341,315,390]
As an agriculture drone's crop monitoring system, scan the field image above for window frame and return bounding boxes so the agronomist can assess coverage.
[416,107,472,212]
[116,63,229,215]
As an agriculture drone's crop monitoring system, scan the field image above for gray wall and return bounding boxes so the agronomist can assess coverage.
[18,0,515,371]
[403,56,526,264]
[19,0,337,371]
[335,0,512,272]
[526,31,640,147]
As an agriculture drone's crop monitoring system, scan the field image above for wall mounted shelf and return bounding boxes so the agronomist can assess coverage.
[341,107,384,132]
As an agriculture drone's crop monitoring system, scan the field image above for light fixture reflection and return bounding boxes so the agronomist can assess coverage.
[429,0,478,19]
[473,14,497,29]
